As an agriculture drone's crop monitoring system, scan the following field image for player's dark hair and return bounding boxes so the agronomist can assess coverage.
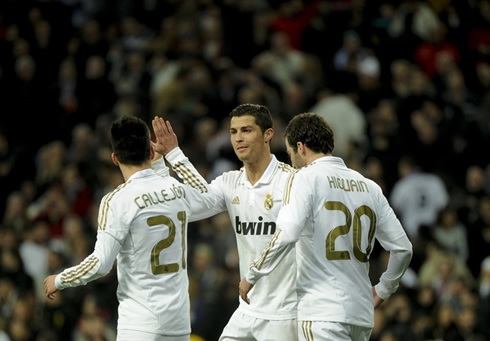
[284,112,335,154]
[111,115,151,165]
[229,103,273,134]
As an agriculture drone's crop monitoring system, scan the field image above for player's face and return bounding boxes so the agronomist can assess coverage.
[285,138,306,169]
[230,115,270,163]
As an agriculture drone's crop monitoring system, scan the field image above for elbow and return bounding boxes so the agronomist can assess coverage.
[402,242,413,264]
[393,239,413,264]
[205,195,219,209]
[98,260,115,277]
[405,248,413,264]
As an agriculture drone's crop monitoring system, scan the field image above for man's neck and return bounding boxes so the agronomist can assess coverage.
[119,162,151,182]
[244,153,272,186]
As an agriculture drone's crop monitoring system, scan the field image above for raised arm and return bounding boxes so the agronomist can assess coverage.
[151,116,179,156]
[152,116,225,219]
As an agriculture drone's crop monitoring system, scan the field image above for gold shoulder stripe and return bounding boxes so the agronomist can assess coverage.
[278,162,294,173]
[283,171,298,205]
[253,229,282,270]
[173,162,208,193]
[99,182,128,231]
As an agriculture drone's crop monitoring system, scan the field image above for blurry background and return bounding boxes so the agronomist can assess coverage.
[0,0,489,340]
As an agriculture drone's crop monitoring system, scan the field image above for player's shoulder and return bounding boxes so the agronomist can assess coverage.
[346,168,384,195]
[99,181,131,209]
[213,168,244,185]
[107,181,130,197]
[276,160,294,173]
[340,165,378,184]
[220,167,243,178]
[294,161,319,177]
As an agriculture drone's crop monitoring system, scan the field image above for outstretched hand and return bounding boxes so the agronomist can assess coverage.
[151,116,179,156]
[239,277,254,305]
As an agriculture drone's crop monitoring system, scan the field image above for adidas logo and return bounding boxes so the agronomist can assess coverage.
[232,196,240,205]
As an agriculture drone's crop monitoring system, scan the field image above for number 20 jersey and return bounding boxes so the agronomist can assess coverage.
[248,156,412,328]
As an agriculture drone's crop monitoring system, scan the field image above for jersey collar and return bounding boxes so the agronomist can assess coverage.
[127,168,155,182]
[311,155,346,167]
[240,154,278,187]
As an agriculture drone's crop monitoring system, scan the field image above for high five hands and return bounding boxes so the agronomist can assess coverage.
[151,116,179,156]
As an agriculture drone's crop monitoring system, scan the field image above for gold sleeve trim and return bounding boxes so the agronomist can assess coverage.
[61,255,100,284]
[252,229,282,270]
[173,162,208,193]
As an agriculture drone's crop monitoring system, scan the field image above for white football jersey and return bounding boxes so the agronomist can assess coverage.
[166,148,298,320]
[55,159,215,336]
[247,156,412,328]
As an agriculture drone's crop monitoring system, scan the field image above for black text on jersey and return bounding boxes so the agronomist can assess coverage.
[235,216,276,235]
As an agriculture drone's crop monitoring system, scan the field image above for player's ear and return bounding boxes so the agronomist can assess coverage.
[150,146,155,161]
[264,128,274,143]
[111,152,119,166]
[297,142,306,155]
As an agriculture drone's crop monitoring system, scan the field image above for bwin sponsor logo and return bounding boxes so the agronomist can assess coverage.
[235,216,276,235]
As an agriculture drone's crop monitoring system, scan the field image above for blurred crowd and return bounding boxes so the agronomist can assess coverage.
[0,0,490,340]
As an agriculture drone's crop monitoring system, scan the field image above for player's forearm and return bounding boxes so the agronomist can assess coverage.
[188,204,226,222]
[246,228,295,284]
[55,232,120,290]
[165,147,221,214]
[165,147,209,194]
[55,254,107,290]
[151,157,170,177]
[375,237,413,300]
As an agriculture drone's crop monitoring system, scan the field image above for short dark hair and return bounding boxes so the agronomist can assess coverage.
[284,112,335,154]
[110,115,151,165]
[229,104,273,134]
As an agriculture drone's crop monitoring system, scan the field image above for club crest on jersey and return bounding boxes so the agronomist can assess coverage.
[264,194,273,210]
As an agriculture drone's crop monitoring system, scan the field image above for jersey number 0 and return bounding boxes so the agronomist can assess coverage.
[325,201,376,263]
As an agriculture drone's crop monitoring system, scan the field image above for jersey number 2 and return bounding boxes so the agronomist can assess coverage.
[147,211,187,275]
[325,201,376,263]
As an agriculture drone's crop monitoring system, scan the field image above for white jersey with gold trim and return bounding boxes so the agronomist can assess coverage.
[165,148,297,320]
[246,156,412,328]
[55,160,216,336]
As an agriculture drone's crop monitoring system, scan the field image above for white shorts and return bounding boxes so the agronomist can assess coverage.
[219,310,297,341]
[299,321,372,341]
[117,329,190,341]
